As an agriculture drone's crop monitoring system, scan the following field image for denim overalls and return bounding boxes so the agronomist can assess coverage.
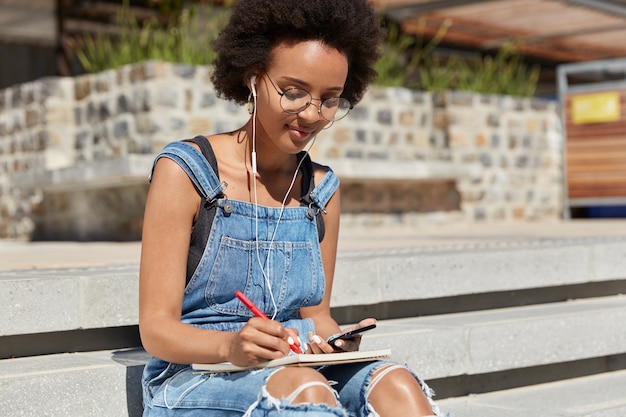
[141,141,442,417]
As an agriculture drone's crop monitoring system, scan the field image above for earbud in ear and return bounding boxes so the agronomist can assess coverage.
[250,75,257,97]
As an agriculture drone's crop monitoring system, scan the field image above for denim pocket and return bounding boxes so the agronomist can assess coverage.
[205,236,320,316]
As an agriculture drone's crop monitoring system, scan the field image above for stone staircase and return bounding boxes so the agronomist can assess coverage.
[2,224,626,416]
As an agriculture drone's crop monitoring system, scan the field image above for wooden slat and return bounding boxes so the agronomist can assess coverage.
[568,188,626,199]
[566,163,626,171]
[567,137,626,150]
[567,150,626,159]
[568,171,626,180]
[567,166,626,174]
[565,121,626,138]
[564,89,626,200]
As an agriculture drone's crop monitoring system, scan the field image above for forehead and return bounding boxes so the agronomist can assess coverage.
[268,40,349,85]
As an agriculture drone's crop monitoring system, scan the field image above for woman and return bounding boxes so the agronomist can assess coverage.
[139,0,443,415]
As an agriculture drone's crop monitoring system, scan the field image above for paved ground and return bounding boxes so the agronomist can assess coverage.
[2,219,626,271]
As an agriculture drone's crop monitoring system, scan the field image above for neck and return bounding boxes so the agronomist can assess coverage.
[239,121,299,176]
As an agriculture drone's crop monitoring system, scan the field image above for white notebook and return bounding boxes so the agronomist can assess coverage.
[192,349,392,373]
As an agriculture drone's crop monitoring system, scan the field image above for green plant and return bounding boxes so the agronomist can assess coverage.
[375,19,539,97]
[75,0,231,73]
[444,43,540,96]
[375,18,449,88]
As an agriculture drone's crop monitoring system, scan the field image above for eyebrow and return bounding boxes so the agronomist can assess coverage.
[279,75,344,94]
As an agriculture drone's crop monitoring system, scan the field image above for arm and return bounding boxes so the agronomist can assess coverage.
[139,157,292,365]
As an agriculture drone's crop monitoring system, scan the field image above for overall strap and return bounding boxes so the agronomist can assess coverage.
[299,155,340,242]
[151,138,223,285]
[302,163,340,214]
[150,140,225,202]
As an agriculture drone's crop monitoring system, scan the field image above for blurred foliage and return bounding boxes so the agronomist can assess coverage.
[375,18,450,88]
[75,0,232,73]
[375,19,540,97]
[75,3,538,96]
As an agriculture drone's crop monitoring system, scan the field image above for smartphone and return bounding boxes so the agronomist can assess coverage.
[327,323,377,345]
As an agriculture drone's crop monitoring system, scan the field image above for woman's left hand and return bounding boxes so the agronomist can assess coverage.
[307,318,376,353]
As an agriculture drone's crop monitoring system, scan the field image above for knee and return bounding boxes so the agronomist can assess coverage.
[367,365,435,415]
[266,367,338,406]
[372,366,418,394]
[372,367,419,390]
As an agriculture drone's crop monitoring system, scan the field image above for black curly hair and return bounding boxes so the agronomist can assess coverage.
[211,0,385,106]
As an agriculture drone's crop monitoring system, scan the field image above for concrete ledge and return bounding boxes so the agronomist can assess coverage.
[332,237,626,306]
[3,237,626,337]
[1,265,138,336]
[0,348,147,417]
[2,295,625,417]
[328,159,479,181]
[13,155,155,191]
[360,295,626,379]
[439,369,626,417]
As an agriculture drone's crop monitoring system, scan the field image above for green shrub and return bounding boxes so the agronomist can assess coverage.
[375,20,540,97]
[75,0,231,73]
[76,4,538,97]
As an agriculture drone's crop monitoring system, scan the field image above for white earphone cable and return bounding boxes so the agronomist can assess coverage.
[250,76,317,320]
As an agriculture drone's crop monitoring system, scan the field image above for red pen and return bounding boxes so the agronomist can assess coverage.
[235,290,302,354]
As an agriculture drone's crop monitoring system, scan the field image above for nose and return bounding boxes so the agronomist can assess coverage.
[298,100,323,122]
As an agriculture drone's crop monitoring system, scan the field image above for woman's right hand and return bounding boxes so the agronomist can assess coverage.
[228,318,297,366]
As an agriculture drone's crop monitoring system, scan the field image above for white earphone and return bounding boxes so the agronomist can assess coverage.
[250,75,257,97]
[250,74,258,174]
[247,70,317,320]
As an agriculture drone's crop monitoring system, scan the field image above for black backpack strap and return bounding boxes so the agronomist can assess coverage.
[182,136,221,284]
[299,151,326,242]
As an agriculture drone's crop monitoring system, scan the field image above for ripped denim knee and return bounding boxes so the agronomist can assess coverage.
[319,360,446,417]
[242,368,348,417]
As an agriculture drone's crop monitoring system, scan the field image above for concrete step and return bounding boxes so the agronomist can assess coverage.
[0,348,148,417]
[3,234,626,339]
[438,369,626,417]
[362,295,626,381]
[2,295,625,417]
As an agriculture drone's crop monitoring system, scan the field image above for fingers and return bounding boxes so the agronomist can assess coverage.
[342,318,376,334]
[285,328,303,353]
[326,318,377,352]
[307,332,335,354]
[232,318,292,365]
[332,336,360,352]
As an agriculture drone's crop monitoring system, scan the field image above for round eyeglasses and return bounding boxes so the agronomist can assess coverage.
[264,72,353,122]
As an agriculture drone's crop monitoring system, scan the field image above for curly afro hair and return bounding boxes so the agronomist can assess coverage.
[211,0,385,106]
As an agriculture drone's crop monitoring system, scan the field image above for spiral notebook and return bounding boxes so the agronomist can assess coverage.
[192,349,392,373]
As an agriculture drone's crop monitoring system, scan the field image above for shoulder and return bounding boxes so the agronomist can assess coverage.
[311,160,334,182]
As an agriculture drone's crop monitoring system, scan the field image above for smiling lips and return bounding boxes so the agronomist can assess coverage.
[289,125,314,140]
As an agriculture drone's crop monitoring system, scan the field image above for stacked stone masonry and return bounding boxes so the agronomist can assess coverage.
[0,60,563,239]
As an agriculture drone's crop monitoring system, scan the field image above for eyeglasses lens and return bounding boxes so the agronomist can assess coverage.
[280,88,351,121]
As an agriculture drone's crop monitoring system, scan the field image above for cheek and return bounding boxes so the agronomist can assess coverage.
[256,93,284,121]
[255,104,289,137]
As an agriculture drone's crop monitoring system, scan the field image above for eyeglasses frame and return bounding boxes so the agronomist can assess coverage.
[262,71,353,122]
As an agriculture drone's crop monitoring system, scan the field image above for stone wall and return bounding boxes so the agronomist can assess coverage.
[0,60,563,240]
